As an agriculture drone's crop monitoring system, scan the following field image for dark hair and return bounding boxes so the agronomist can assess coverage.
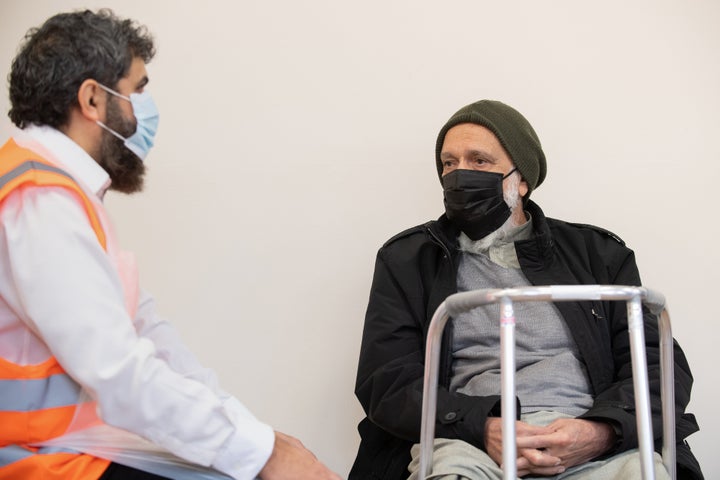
[8,9,155,129]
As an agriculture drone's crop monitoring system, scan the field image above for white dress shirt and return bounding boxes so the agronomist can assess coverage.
[0,126,274,480]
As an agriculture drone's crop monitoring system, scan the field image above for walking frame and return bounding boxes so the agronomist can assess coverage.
[418,285,676,480]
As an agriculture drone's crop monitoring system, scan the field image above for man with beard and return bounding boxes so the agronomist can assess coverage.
[0,9,340,480]
[349,100,703,479]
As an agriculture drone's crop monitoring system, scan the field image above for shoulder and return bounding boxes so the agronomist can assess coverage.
[568,222,626,246]
[546,217,627,247]
[382,223,430,248]
[376,219,451,266]
[0,186,94,238]
[527,201,627,248]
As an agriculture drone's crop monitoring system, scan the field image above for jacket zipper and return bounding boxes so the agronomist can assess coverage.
[426,226,453,261]
[425,225,455,387]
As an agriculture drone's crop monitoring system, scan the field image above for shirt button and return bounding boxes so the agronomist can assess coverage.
[444,412,457,421]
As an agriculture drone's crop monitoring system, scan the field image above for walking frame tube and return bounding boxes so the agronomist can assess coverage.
[418,285,676,480]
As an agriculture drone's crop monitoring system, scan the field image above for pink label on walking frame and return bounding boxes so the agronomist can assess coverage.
[501,316,516,326]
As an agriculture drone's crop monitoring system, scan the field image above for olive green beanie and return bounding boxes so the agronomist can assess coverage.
[435,100,547,193]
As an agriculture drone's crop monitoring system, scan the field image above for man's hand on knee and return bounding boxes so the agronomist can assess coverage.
[485,418,565,477]
[517,418,616,471]
[516,448,566,477]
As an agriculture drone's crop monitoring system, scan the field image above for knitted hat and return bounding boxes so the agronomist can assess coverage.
[435,100,547,193]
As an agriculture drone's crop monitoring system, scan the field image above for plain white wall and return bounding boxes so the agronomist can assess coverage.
[1,1,718,477]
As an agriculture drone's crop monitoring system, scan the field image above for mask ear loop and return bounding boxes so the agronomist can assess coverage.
[97,121,128,142]
[95,82,133,142]
[503,167,518,179]
[97,82,131,102]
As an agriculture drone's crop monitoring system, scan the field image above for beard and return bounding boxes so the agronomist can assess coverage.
[98,97,146,194]
[500,170,527,229]
[503,170,522,211]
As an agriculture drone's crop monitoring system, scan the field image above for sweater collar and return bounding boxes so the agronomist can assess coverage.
[458,216,533,268]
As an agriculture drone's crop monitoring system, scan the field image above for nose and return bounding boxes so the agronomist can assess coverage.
[456,158,473,170]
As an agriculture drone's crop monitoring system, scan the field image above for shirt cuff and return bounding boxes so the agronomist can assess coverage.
[212,413,275,480]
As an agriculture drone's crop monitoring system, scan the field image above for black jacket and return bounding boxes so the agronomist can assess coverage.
[350,202,702,480]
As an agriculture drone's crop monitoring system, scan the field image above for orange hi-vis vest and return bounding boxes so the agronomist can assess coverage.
[0,138,112,479]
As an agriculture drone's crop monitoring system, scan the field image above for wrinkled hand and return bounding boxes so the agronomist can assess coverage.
[485,417,616,477]
[258,431,342,480]
[518,418,616,472]
[485,418,565,477]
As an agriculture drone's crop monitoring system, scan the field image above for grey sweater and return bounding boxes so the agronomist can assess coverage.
[450,218,594,416]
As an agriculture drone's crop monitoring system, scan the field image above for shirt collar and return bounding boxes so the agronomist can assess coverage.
[16,125,111,199]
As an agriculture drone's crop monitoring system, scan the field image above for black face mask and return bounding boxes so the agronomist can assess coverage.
[442,168,516,240]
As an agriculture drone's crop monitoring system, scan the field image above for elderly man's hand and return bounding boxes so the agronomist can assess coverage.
[258,431,342,480]
[485,417,616,477]
[485,418,565,476]
[517,418,616,472]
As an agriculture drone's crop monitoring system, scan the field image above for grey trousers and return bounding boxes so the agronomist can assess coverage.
[407,411,670,480]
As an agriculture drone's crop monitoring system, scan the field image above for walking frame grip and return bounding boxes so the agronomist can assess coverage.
[418,285,676,480]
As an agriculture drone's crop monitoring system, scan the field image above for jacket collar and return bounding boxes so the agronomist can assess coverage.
[427,214,460,251]
[515,200,555,267]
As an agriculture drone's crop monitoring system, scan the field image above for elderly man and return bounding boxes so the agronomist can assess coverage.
[349,100,703,479]
[0,9,340,480]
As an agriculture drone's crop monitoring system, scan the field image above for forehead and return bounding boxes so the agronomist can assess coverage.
[441,123,512,164]
[442,123,503,151]
[126,57,148,81]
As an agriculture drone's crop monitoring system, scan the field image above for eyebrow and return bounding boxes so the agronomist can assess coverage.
[467,150,497,163]
[440,149,498,163]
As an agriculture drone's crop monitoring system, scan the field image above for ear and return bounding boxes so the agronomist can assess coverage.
[519,178,529,198]
[76,79,104,122]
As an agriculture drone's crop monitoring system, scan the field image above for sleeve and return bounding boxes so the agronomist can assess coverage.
[354,247,505,451]
[0,186,274,480]
[133,291,225,396]
[578,247,698,454]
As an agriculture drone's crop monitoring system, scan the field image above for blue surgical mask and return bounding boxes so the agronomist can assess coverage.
[96,83,159,161]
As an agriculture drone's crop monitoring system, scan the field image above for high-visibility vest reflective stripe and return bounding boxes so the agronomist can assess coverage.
[0,368,80,411]
[0,356,84,444]
[0,139,110,479]
[0,445,78,466]
[0,445,108,480]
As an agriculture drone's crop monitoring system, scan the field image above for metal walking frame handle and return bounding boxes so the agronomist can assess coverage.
[418,285,676,480]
